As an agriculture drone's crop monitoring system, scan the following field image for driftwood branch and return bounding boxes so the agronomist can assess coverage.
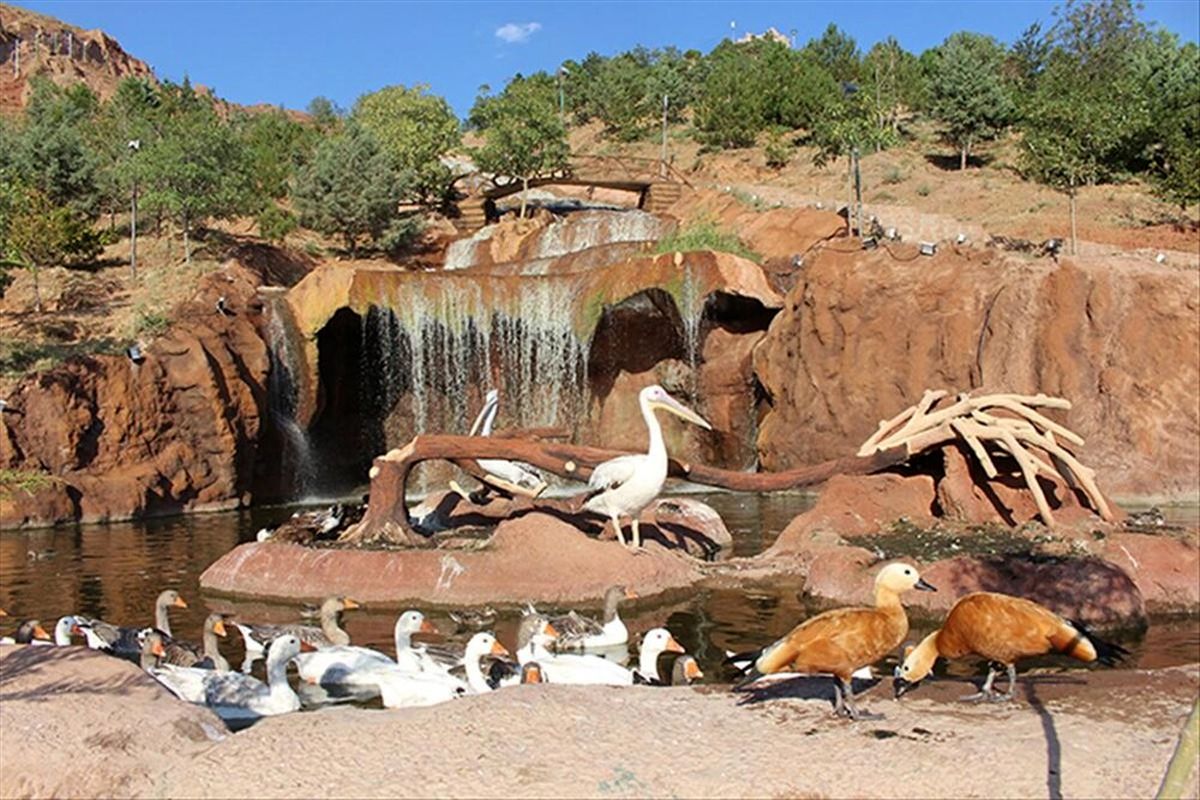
[858,391,1112,525]
[340,436,910,546]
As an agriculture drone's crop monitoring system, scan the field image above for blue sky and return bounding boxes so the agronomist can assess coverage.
[14,1,1200,117]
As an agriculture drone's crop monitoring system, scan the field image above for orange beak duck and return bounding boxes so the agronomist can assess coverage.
[732,562,935,720]
[893,591,1129,703]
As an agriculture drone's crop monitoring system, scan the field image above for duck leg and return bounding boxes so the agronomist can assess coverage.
[960,664,1000,702]
[835,677,882,721]
[994,663,1018,702]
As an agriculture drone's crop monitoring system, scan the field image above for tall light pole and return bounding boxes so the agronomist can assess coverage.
[660,94,669,177]
[557,66,568,124]
[127,139,140,279]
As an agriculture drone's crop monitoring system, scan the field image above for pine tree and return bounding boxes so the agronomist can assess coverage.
[928,32,1014,169]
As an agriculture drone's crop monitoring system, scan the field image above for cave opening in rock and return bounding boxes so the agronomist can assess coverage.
[587,288,689,401]
[306,307,372,496]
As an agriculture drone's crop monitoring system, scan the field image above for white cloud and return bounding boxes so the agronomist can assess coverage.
[495,22,542,44]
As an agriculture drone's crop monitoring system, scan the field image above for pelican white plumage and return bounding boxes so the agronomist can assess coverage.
[583,385,711,549]
[469,389,546,496]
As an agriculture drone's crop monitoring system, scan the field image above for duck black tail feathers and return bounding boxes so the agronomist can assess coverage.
[1071,619,1132,667]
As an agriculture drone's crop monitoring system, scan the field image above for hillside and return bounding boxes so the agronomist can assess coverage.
[0,3,154,112]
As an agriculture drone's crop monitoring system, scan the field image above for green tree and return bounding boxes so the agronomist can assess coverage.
[473,79,569,218]
[293,123,406,256]
[92,77,160,250]
[1020,0,1155,252]
[306,96,343,131]
[803,24,861,83]
[13,78,102,214]
[863,37,926,139]
[1144,40,1200,216]
[234,108,315,238]
[351,84,460,207]
[927,32,1014,169]
[694,41,768,148]
[137,80,253,263]
[2,185,103,312]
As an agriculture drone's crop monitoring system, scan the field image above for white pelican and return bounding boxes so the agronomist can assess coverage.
[464,388,546,496]
[583,385,711,549]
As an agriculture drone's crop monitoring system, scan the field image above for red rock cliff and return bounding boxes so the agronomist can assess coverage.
[753,245,1200,499]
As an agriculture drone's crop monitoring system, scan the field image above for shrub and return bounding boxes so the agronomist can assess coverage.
[882,165,906,184]
[654,219,762,262]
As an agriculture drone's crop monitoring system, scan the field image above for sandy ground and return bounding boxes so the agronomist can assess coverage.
[2,646,1197,799]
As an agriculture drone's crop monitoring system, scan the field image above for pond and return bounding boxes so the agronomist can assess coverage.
[2,494,1197,707]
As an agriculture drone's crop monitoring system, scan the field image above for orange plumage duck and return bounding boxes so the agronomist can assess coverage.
[893,591,1129,702]
[735,562,936,720]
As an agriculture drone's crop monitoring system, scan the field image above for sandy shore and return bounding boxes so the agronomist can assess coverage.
[2,646,1197,799]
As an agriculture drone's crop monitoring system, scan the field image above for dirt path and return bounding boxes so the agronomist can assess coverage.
[3,646,1197,799]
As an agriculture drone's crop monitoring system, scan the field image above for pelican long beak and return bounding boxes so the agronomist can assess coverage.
[213,620,228,637]
[490,640,510,657]
[419,619,438,635]
[651,394,712,430]
[173,597,189,609]
[665,635,685,654]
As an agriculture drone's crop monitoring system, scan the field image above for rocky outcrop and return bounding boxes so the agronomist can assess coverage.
[0,263,270,527]
[201,511,705,606]
[754,247,1200,500]
[0,4,156,112]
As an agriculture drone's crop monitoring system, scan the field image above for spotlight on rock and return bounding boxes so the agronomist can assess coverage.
[885,227,899,240]
[127,344,145,364]
[861,236,878,250]
[919,241,937,256]
[956,233,967,244]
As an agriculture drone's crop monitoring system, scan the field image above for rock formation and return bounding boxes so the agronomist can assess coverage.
[753,245,1200,499]
[0,263,271,527]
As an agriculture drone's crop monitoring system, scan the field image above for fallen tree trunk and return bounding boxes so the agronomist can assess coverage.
[340,435,914,546]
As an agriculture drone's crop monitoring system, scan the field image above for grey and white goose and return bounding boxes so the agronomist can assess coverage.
[0,619,51,645]
[161,613,231,669]
[78,590,188,657]
[234,596,358,655]
[202,634,305,721]
[550,585,638,651]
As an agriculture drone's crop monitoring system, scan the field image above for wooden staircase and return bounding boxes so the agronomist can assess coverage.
[643,182,682,215]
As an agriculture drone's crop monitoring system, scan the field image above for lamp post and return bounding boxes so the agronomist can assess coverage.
[557,66,568,124]
[127,138,140,279]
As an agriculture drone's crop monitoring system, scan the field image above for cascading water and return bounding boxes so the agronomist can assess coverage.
[264,294,318,498]
[678,259,704,390]
[360,276,588,453]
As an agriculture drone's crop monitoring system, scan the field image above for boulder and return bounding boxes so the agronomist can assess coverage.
[0,645,226,799]
[643,496,734,560]
[201,512,705,607]
[1099,531,1200,615]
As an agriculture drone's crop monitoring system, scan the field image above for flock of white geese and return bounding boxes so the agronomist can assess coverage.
[0,584,703,723]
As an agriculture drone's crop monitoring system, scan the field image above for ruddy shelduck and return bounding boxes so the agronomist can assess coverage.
[735,562,936,719]
[893,591,1128,702]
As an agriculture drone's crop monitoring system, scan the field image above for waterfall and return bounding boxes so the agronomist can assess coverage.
[360,276,588,449]
[264,295,317,498]
[679,259,703,388]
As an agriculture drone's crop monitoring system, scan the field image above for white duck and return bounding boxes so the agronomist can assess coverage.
[634,628,696,684]
[369,632,507,707]
[516,616,633,686]
[470,389,546,496]
[295,609,445,686]
[202,634,305,721]
[551,586,638,651]
[583,385,711,549]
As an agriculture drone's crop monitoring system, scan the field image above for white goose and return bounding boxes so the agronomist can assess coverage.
[295,609,445,686]
[634,628,699,684]
[369,632,507,708]
[202,634,305,721]
[30,615,84,647]
[470,389,546,496]
[516,616,633,686]
[583,385,711,549]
